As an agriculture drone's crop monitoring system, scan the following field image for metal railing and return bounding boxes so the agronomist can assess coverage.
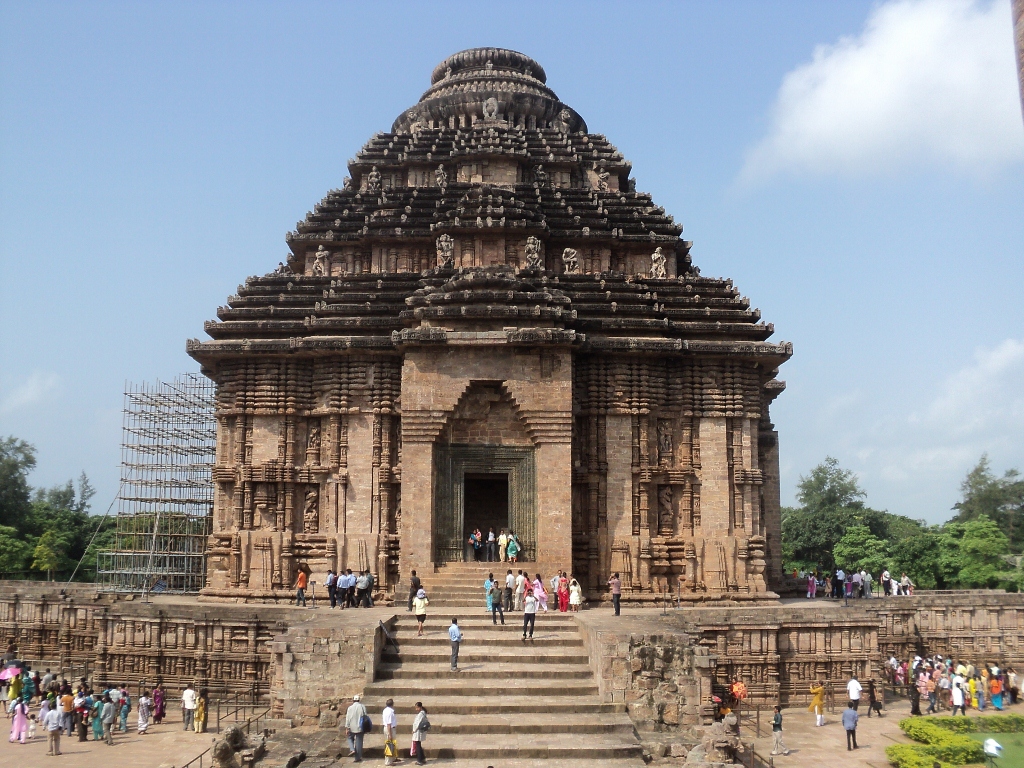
[741,742,775,768]
[181,707,271,768]
[214,690,268,733]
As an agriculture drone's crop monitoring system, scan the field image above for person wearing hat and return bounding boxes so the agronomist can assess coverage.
[413,589,429,637]
[345,694,368,762]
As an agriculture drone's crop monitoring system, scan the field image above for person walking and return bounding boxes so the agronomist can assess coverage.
[413,589,429,636]
[770,706,790,756]
[842,701,859,750]
[951,678,966,715]
[846,675,862,711]
[608,573,622,616]
[181,683,197,731]
[326,569,337,609]
[569,578,582,612]
[868,680,884,717]
[344,694,368,763]
[382,698,397,766]
[364,570,376,607]
[557,572,570,612]
[808,681,825,726]
[407,570,421,612]
[505,533,519,563]
[411,702,428,765]
[294,569,308,607]
[448,618,463,671]
[101,694,115,745]
[89,695,104,741]
[484,573,494,613]
[9,696,29,744]
[522,589,538,640]
[514,570,526,611]
[532,574,548,612]
[44,699,62,755]
[488,580,505,625]
[137,689,152,734]
[194,688,208,733]
[806,572,817,599]
[503,569,514,612]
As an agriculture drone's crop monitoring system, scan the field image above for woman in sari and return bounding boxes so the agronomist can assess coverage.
[137,690,152,734]
[557,574,569,612]
[808,681,825,726]
[194,689,208,733]
[484,574,494,612]
[532,574,548,612]
[505,535,519,563]
[152,684,165,724]
[90,695,104,740]
[8,696,28,743]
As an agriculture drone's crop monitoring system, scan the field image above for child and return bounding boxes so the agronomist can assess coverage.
[26,714,37,740]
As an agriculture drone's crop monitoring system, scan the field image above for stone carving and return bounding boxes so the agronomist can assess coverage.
[685,716,742,765]
[312,246,330,277]
[302,488,319,534]
[436,233,455,268]
[307,423,320,454]
[562,247,579,274]
[212,725,266,768]
[597,167,610,191]
[658,485,673,535]
[435,164,447,189]
[273,261,292,276]
[525,236,543,269]
[366,166,381,194]
[657,420,673,464]
[482,97,499,120]
[533,164,548,187]
[650,246,666,279]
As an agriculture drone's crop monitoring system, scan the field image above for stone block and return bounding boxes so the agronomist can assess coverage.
[265,718,295,731]
[669,742,689,758]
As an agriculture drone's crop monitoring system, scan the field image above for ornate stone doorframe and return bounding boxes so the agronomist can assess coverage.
[434,445,537,564]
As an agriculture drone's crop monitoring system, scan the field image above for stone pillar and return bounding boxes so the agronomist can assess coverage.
[760,428,783,592]
[698,417,730,535]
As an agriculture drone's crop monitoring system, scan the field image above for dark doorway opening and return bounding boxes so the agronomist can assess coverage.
[463,473,509,560]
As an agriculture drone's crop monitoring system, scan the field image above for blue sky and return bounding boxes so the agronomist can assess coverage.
[2,0,1022,524]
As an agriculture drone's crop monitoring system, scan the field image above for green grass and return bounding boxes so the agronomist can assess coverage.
[968,731,1024,764]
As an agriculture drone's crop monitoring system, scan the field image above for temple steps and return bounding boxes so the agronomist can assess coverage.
[361,696,627,715]
[355,712,634,735]
[358,734,643,760]
[376,661,595,680]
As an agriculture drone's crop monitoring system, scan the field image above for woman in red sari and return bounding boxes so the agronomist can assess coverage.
[557,573,570,612]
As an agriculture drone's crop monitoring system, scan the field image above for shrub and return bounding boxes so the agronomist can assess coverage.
[924,713,1024,734]
[889,718,985,766]
[885,744,953,768]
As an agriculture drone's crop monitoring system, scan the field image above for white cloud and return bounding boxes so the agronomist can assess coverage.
[0,371,60,414]
[740,0,1024,184]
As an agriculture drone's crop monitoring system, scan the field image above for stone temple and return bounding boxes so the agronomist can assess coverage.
[188,48,792,602]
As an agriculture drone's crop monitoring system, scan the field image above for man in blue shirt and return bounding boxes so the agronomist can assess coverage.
[448,618,463,671]
[842,701,859,750]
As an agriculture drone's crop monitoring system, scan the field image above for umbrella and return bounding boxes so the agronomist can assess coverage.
[0,667,21,680]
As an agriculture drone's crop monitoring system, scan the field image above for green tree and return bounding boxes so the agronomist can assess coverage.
[953,455,1024,549]
[0,436,36,531]
[938,515,1012,588]
[0,525,31,575]
[888,529,945,590]
[832,524,889,574]
[32,529,61,581]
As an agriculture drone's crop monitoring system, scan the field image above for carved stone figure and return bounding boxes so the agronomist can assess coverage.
[562,247,579,275]
[307,423,320,451]
[211,725,265,768]
[650,246,667,279]
[436,233,455,268]
[366,166,381,194]
[597,167,610,191]
[658,485,673,534]
[302,489,319,534]
[273,261,292,275]
[657,420,673,464]
[435,164,448,189]
[482,97,499,120]
[533,164,548,187]
[525,236,543,269]
[312,246,330,277]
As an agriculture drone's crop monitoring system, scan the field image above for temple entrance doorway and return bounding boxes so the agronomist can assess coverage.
[463,473,509,555]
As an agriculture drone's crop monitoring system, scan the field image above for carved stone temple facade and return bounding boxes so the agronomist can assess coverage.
[188,48,791,602]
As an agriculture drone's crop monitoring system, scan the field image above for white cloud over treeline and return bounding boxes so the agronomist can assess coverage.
[741,0,1024,183]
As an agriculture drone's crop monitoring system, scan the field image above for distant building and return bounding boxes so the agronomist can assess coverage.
[189,49,790,601]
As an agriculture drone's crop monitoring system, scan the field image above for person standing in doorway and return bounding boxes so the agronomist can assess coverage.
[408,570,421,612]
[294,569,308,607]
[842,701,859,750]
[522,589,538,640]
[486,528,496,562]
[448,619,463,671]
[181,683,197,731]
[770,706,790,756]
[498,529,508,562]
[608,573,622,616]
[411,702,428,765]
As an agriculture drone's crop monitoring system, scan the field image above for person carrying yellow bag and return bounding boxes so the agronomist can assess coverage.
[382,698,398,766]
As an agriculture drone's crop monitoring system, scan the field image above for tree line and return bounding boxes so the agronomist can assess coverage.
[0,436,115,581]
[782,455,1024,590]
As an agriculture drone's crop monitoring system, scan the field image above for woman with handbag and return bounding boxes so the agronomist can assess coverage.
[411,701,429,765]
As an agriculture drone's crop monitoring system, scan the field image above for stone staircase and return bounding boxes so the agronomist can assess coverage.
[409,561,520,608]
[359,577,644,766]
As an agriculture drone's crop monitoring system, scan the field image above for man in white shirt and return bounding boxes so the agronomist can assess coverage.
[514,570,527,611]
[44,704,63,755]
[851,570,862,598]
[847,675,863,710]
[325,569,337,609]
[504,569,515,612]
[381,698,397,766]
[448,618,463,671]
[181,683,198,731]
[881,569,891,596]
[835,569,845,599]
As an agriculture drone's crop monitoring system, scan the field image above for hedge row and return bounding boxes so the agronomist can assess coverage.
[924,713,1024,734]
[886,718,985,767]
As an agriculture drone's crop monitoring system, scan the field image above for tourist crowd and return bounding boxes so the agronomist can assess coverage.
[797,567,917,599]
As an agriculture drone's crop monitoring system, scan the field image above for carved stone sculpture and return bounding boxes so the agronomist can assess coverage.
[436,233,455,268]
[597,167,610,191]
[366,166,381,194]
[657,420,673,464]
[211,725,266,768]
[562,247,579,275]
[307,423,320,451]
[302,489,319,534]
[273,261,292,276]
[483,97,499,120]
[435,164,448,189]
[525,236,543,269]
[650,246,667,279]
[312,246,330,277]
[534,164,548,187]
